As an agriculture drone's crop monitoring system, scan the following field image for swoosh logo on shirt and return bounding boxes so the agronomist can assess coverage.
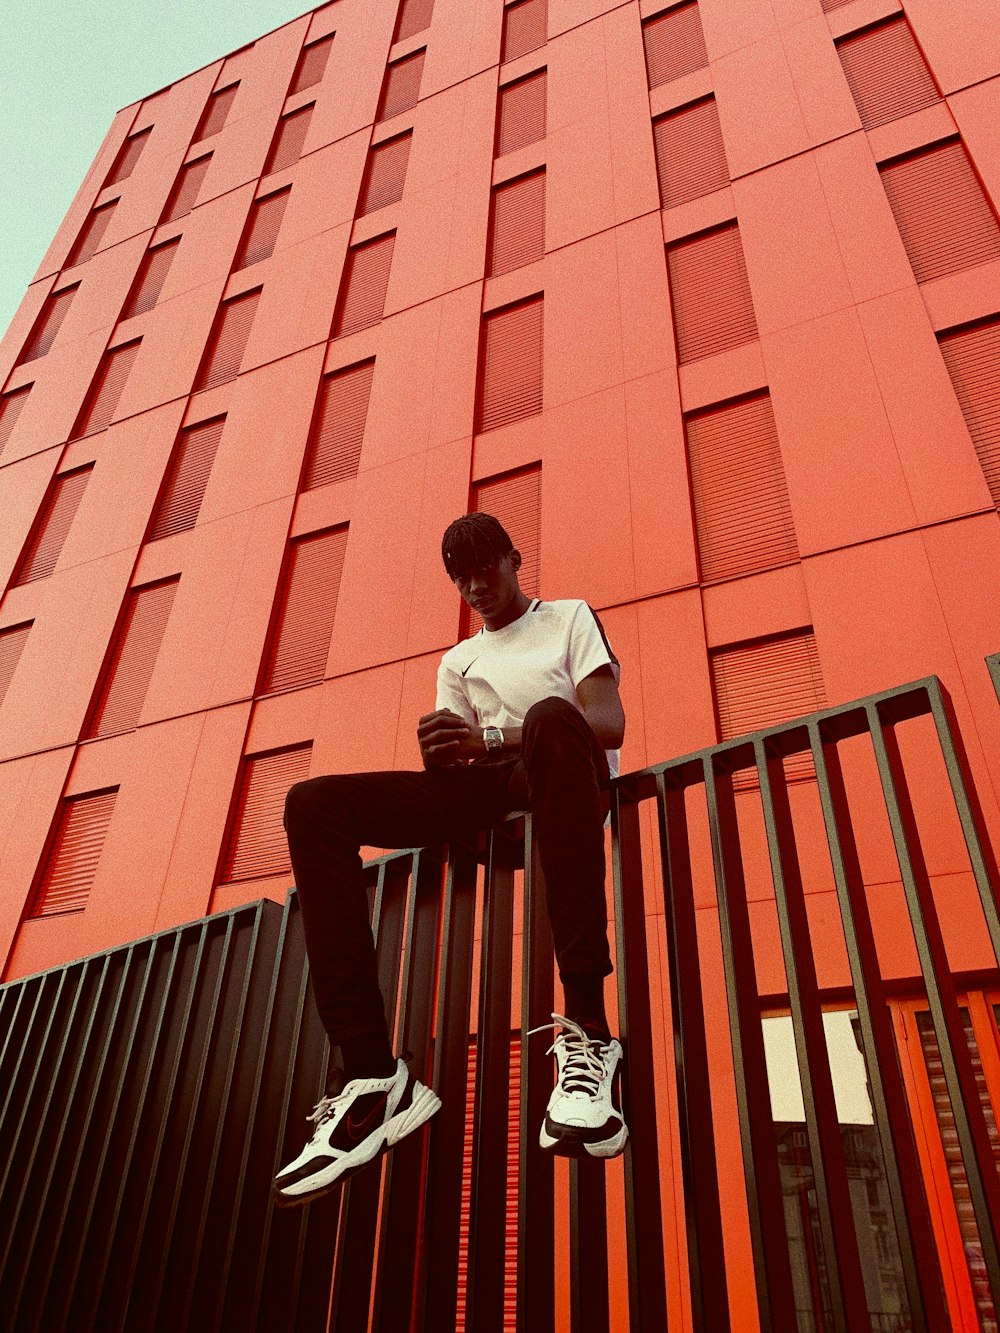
[460,657,479,677]
[346,1093,389,1142]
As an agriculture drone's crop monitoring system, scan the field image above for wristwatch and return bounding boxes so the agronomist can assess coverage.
[483,726,505,753]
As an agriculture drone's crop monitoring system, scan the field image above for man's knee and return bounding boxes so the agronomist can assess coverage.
[523,696,582,736]
[284,775,347,834]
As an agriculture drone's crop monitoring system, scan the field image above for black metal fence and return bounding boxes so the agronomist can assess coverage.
[2,665,999,1331]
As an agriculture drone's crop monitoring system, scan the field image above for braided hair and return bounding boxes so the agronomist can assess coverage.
[441,513,515,579]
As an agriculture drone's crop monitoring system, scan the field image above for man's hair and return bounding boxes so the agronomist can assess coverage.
[441,512,514,578]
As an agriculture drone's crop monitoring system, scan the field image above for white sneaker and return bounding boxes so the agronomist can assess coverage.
[272,1058,441,1207]
[530,1015,628,1159]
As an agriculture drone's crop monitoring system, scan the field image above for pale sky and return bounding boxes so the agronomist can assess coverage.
[0,0,314,340]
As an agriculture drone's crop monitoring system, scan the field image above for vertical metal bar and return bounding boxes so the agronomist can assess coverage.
[0,970,69,1206]
[655,773,731,1333]
[569,1160,609,1333]
[756,737,870,1332]
[609,788,668,1332]
[704,755,799,1332]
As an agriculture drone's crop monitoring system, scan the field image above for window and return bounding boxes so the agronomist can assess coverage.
[290,34,335,95]
[28,788,119,918]
[836,16,941,130]
[194,83,239,142]
[303,360,375,489]
[264,104,314,175]
[121,239,179,319]
[219,744,312,883]
[0,384,32,458]
[643,3,709,89]
[66,199,118,269]
[468,467,541,633]
[333,233,395,337]
[148,416,225,540]
[18,285,79,364]
[938,316,1000,506]
[12,464,93,586]
[194,289,262,392]
[377,49,425,122]
[103,128,151,187]
[259,527,348,693]
[477,296,544,433]
[85,579,179,739]
[488,170,545,277]
[161,154,212,224]
[0,622,32,708]
[666,221,758,362]
[357,132,412,217]
[653,96,729,209]
[234,189,290,270]
[501,0,547,64]
[496,69,546,158]
[395,0,434,43]
[71,340,142,438]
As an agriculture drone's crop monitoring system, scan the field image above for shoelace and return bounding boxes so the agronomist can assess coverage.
[306,1092,344,1128]
[527,1014,607,1098]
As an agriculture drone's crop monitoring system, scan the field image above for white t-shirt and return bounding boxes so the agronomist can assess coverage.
[435,598,622,777]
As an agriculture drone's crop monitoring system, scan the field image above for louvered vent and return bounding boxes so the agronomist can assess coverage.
[149,416,225,540]
[643,3,709,89]
[489,170,545,276]
[13,465,93,586]
[358,133,412,216]
[19,285,79,364]
[66,200,118,269]
[502,0,547,64]
[122,239,179,320]
[667,222,758,362]
[879,139,1000,284]
[939,317,1000,506]
[86,579,179,739]
[303,360,375,489]
[220,744,312,882]
[265,104,314,176]
[260,527,348,693]
[396,0,435,42]
[29,788,119,918]
[104,128,151,187]
[685,392,798,582]
[496,69,546,157]
[72,340,142,438]
[654,97,728,209]
[0,622,32,708]
[291,35,335,95]
[467,467,541,633]
[0,385,31,458]
[162,155,212,224]
[477,296,543,433]
[378,49,425,122]
[235,189,290,270]
[836,16,941,130]
[195,83,239,143]
[334,234,395,337]
[195,289,261,392]
[821,0,858,11]
[710,629,825,783]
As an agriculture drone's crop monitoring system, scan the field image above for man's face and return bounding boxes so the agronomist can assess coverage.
[451,551,521,627]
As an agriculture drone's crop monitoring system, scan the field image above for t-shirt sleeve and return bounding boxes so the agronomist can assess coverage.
[568,602,621,689]
[435,658,478,725]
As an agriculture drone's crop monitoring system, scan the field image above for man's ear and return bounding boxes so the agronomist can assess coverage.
[510,549,522,571]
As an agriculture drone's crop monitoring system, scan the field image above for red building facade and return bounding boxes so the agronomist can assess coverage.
[2,0,1000,1327]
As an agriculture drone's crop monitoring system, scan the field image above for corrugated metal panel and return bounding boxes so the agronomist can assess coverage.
[304,360,374,489]
[489,169,545,277]
[685,392,798,582]
[235,189,290,270]
[939,317,1000,506]
[0,622,31,708]
[19,285,79,363]
[66,199,118,269]
[879,139,1000,284]
[469,466,541,632]
[0,384,31,458]
[710,630,825,782]
[837,16,940,130]
[194,83,239,143]
[396,0,435,42]
[220,744,312,882]
[195,289,261,392]
[149,416,225,540]
[502,0,547,63]
[291,34,335,94]
[643,2,709,90]
[103,128,151,187]
[260,527,347,693]
[334,233,395,337]
[29,788,119,917]
[477,296,543,433]
[378,49,425,122]
[72,339,142,438]
[358,132,412,217]
[162,154,212,224]
[13,465,93,586]
[667,222,758,363]
[86,579,179,739]
[265,104,314,176]
[821,0,858,11]
[654,97,728,209]
[496,69,546,157]
[122,239,179,319]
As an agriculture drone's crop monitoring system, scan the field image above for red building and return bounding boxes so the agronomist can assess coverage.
[1,0,1000,1328]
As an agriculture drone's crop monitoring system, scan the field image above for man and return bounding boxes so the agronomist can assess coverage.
[273,512,628,1207]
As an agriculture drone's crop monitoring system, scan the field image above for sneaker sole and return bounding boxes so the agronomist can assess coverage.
[538,1120,628,1160]
[273,1083,442,1208]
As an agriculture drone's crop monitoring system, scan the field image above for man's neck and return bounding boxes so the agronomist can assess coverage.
[484,591,532,632]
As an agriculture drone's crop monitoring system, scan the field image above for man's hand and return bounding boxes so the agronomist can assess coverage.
[417,710,485,768]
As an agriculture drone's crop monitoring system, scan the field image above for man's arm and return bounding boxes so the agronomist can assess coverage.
[576,664,625,749]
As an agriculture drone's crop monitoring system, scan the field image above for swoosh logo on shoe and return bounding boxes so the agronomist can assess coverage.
[346,1094,389,1142]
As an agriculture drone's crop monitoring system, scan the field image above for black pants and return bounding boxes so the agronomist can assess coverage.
[283,696,613,1043]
